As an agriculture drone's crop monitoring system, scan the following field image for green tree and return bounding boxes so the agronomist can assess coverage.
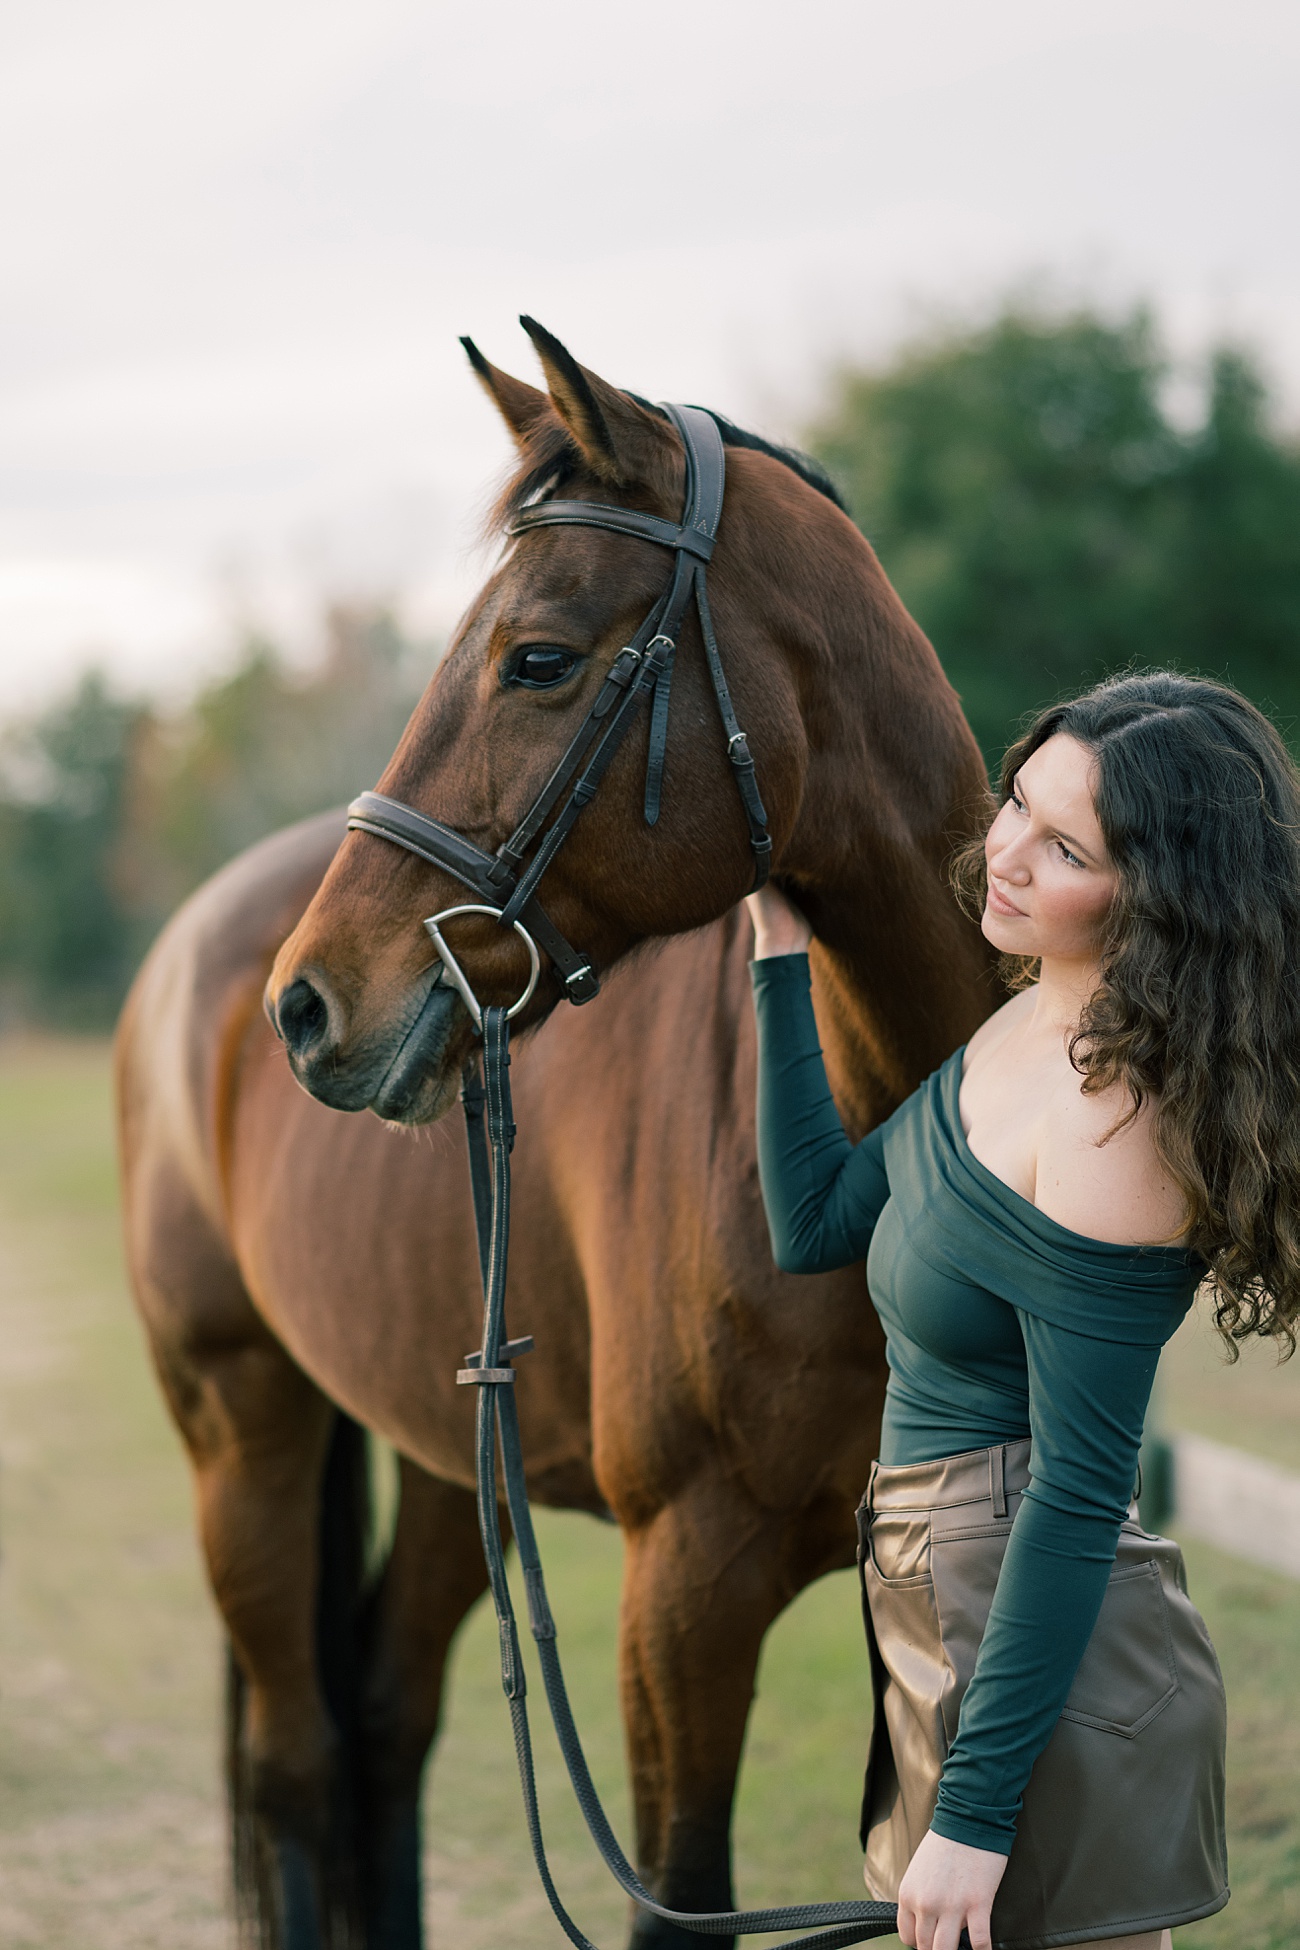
[0,671,151,1024]
[809,307,1300,764]
[0,606,432,1026]
[1167,350,1300,735]
[130,605,426,911]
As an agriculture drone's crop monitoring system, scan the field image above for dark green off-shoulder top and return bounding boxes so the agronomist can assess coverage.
[750,954,1201,1856]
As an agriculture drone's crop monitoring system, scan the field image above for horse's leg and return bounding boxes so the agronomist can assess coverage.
[617,1473,795,1950]
[203,1353,350,1949]
[145,1279,347,1949]
[354,1460,492,1949]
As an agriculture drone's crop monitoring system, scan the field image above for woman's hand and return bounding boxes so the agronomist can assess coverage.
[745,885,812,959]
[896,1830,1008,1950]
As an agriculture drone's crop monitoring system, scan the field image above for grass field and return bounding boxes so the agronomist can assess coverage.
[0,1036,1296,1948]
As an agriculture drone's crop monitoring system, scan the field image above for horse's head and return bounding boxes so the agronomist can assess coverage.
[267,320,820,1121]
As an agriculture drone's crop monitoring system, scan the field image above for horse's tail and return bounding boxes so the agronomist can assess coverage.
[226,1408,373,1949]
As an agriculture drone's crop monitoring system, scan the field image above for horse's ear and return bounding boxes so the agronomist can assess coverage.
[519,316,668,486]
[461,337,555,449]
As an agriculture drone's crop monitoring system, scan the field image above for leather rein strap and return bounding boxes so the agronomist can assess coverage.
[345,403,771,1008]
[459,1010,901,1950]
[344,404,904,1948]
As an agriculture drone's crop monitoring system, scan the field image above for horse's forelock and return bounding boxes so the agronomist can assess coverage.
[488,416,583,536]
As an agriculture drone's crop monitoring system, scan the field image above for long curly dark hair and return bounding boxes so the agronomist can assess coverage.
[952,670,1300,1354]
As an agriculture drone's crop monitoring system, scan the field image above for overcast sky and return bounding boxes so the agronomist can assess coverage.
[1,0,1298,713]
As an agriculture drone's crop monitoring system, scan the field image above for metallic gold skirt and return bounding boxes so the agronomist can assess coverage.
[856,1439,1229,1949]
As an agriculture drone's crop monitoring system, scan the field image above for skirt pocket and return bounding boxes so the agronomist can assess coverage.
[856,1498,947,1895]
[1060,1557,1178,1737]
[866,1511,933,1584]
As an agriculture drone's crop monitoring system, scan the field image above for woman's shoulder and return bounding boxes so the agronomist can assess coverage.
[1034,1069,1188,1249]
[962,986,1038,1069]
[960,987,1190,1250]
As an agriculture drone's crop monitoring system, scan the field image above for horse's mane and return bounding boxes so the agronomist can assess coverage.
[491,397,845,533]
[665,403,846,511]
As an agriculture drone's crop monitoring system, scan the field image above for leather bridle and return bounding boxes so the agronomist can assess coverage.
[345,404,771,1013]
[338,405,901,1949]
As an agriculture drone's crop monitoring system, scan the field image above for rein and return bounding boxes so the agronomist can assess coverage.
[458,1008,899,1950]
[346,407,901,1946]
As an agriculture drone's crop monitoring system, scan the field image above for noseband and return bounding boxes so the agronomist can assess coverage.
[346,404,771,1011]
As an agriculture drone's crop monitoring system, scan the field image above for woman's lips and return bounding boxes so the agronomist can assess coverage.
[986,880,1027,918]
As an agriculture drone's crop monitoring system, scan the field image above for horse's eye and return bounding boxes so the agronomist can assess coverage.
[507,646,578,690]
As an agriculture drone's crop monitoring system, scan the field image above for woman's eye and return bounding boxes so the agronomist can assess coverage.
[1009,791,1026,814]
[1057,841,1085,869]
[507,646,578,690]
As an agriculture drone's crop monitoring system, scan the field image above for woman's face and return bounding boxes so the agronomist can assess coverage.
[982,732,1118,962]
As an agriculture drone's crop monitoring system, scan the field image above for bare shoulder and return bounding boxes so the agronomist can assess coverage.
[1035,1071,1188,1247]
[963,986,1036,1067]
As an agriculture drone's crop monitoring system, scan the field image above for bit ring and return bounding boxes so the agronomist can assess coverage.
[423,904,541,1033]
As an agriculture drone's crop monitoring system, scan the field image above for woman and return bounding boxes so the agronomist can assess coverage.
[747,672,1300,1950]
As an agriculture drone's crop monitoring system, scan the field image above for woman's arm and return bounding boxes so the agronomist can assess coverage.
[745,890,891,1273]
[929,1314,1161,1852]
[894,1313,1163,1949]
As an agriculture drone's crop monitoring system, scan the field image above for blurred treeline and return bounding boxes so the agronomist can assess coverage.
[809,304,1300,764]
[0,608,430,1026]
[3,300,1300,1026]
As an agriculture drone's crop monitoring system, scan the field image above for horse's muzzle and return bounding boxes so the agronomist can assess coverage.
[268,965,467,1122]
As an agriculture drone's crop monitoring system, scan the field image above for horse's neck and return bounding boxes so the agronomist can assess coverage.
[784,555,997,1139]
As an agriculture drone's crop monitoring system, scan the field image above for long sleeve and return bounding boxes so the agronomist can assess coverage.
[930,1310,1161,1854]
[750,954,891,1273]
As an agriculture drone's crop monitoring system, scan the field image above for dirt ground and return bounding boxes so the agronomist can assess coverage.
[0,1035,1296,1948]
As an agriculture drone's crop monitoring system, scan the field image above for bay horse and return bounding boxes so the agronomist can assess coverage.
[116,319,996,1950]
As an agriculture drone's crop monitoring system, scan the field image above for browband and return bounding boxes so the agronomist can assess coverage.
[510,503,715,561]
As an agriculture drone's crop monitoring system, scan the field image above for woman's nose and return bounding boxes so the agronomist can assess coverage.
[989,839,1030,884]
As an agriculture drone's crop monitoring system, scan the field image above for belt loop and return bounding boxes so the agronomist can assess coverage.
[866,1458,882,1516]
[990,1444,1007,1519]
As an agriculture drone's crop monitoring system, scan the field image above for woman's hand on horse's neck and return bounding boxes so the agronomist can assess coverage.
[746,885,812,960]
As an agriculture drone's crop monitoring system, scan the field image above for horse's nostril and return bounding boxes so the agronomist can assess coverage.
[276,978,331,1061]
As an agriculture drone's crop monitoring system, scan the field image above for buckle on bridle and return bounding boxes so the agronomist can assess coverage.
[423,904,542,1034]
[607,644,644,689]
